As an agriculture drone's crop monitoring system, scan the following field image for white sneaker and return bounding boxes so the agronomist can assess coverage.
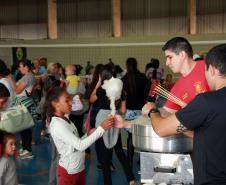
[19,150,34,159]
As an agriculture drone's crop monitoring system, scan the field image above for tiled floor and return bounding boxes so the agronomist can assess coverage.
[17,138,141,185]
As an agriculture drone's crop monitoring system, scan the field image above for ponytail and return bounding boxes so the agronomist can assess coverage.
[152,69,157,79]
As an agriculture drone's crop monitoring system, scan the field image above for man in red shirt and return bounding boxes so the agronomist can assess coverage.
[115,44,226,185]
[160,37,210,115]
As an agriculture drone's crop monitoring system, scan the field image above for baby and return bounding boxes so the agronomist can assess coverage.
[65,64,80,95]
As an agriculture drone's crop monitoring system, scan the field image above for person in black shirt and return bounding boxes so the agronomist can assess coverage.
[90,64,138,185]
[115,44,226,185]
[122,58,148,167]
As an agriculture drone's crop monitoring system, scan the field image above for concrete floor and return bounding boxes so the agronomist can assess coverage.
[17,137,141,185]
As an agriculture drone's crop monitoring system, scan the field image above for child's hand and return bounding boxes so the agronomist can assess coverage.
[100,116,114,130]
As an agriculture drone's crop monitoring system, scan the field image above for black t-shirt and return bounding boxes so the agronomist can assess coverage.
[122,72,147,110]
[176,87,226,185]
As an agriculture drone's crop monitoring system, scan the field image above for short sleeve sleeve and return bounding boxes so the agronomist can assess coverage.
[20,75,29,86]
[164,83,181,110]
[175,94,210,130]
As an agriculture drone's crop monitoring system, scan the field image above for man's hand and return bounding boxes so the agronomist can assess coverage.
[114,115,132,129]
[114,115,125,128]
[100,116,114,130]
[142,102,156,115]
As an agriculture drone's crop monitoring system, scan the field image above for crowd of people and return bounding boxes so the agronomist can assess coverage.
[0,36,226,185]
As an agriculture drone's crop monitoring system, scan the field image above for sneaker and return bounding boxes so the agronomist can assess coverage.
[19,150,34,159]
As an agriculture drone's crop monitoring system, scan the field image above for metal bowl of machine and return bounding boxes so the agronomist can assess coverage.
[131,116,193,153]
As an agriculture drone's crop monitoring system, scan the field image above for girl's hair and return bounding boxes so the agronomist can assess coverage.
[43,87,67,122]
[100,64,116,84]
[150,58,160,80]
[88,64,104,97]
[115,65,123,74]
[125,57,140,97]
[0,131,16,155]
[43,78,66,93]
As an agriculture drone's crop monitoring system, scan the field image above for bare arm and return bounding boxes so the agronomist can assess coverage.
[89,87,98,103]
[89,76,101,103]
[161,106,193,138]
[160,106,177,117]
[150,112,188,137]
[118,100,126,114]
[142,103,193,138]
[12,80,26,94]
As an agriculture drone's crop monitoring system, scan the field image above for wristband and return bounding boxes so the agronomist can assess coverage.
[148,108,159,117]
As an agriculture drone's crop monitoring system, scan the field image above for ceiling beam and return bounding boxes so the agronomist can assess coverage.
[188,0,197,34]
[47,0,58,39]
[112,0,121,37]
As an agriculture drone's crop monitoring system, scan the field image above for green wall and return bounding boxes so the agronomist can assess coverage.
[0,33,225,76]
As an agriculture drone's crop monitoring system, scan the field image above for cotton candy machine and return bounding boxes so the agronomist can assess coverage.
[131,116,193,153]
[131,116,194,184]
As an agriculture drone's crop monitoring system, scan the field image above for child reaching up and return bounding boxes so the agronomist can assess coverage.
[0,131,18,185]
[44,87,114,185]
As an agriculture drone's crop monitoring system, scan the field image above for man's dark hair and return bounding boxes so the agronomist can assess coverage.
[0,83,10,98]
[162,37,193,58]
[206,44,226,76]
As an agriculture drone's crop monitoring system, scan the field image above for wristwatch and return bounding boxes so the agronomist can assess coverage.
[148,108,159,117]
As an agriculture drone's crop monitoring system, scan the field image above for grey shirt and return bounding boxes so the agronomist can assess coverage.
[17,72,36,97]
[0,156,18,185]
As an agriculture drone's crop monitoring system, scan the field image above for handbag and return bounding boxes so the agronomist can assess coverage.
[0,104,34,133]
[72,95,83,111]
[14,96,38,119]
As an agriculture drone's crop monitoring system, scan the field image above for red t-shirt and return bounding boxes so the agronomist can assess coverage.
[164,60,210,110]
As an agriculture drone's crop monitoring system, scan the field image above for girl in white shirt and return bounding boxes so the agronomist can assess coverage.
[44,87,114,185]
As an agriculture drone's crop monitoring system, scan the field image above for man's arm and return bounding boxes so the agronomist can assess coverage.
[150,112,188,137]
[159,106,177,117]
[142,102,193,137]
